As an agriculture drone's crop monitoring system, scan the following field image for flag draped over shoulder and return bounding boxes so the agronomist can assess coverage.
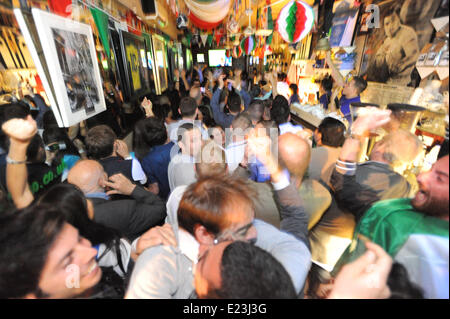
[334,198,449,299]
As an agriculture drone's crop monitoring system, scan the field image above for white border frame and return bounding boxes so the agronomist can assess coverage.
[14,8,64,127]
[31,8,106,127]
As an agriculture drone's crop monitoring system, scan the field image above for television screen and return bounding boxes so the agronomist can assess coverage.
[208,49,232,67]
[197,53,205,63]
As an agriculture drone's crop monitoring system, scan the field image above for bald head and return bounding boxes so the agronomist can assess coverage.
[370,130,423,169]
[189,87,202,105]
[278,133,311,185]
[67,160,107,194]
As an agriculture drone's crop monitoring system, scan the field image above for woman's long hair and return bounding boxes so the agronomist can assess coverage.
[37,183,126,274]
[42,126,80,168]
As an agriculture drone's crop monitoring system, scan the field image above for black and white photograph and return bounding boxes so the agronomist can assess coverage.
[52,28,99,115]
[31,8,106,127]
[362,0,442,86]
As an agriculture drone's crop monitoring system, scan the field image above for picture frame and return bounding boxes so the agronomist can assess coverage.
[152,34,168,94]
[31,8,106,127]
[14,8,64,127]
[119,30,151,100]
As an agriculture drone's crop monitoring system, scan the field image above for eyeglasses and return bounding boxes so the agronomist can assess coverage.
[45,142,66,152]
[213,222,254,245]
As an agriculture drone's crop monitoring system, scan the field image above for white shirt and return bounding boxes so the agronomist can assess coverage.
[225,140,247,173]
[167,154,196,192]
[277,81,290,101]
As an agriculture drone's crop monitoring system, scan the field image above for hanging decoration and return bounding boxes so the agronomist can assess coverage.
[232,45,243,58]
[90,8,110,58]
[256,0,274,37]
[185,0,232,30]
[189,12,223,30]
[227,19,240,35]
[276,0,314,44]
[176,14,188,30]
[207,34,214,47]
[48,0,72,17]
[240,36,255,55]
[200,34,208,47]
[215,31,223,47]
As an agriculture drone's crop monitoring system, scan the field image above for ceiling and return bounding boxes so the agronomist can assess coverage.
[235,0,292,29]
[118,0,315,49]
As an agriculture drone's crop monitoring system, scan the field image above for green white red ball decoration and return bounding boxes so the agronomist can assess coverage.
[240,36,255,55]
[232,45,243,58]
[276,0,314,43]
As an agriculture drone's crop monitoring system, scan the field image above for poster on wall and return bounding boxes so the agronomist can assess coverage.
[120,30,150,100]
[329,0,359,48]
[152,34,168,94]
[31,8,106,127]
[361,0,442,86]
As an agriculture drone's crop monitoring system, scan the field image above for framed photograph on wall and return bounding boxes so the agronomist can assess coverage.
[119,30,150,100]
[152,34,168,94]
[14,8,63,127]
[31,8,106,127]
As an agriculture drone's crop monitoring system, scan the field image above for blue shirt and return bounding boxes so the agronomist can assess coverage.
[319,91,332,110]
[289,94,300,105]
[211,88,236,129]
[340,95,361,124]
[249,158,271,183]
[141,142,175,200]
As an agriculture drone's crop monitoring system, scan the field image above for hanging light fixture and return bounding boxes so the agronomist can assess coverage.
[255,0,274,36]
[243,0,254,36]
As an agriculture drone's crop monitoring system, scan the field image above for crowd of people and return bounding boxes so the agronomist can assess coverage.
[0,63,448,299]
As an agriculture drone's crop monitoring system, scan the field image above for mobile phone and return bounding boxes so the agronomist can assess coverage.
[227,82,232,90]
[200,87,205,93]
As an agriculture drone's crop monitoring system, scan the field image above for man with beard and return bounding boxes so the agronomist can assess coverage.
[333,109,448,299]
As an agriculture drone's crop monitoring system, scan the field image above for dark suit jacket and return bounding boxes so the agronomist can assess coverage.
[89,186,166,241]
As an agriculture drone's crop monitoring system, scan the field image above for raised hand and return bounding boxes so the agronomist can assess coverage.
[114,139,130,159]
[1,115,37,143]
[141,97,153,118]
[351,107,391,137]
[329,241,392,299]
[218,74,226,89]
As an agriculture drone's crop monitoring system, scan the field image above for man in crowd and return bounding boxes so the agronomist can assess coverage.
[0,204,102,298]
[308,117,347,187]
[67,160,166,240]
[211,74,244,129]
[196,239,394,300]
[308,108,423,274]
[167,123,203,191]
[195,240,298,299]
[125,135,311,298]
[246,101,265,126]
[225,113,252,173]
[334,108,448,299]
[167,97,208,143]
[270,95,303,136]
[85,125,147,187]
[325,52,367,124]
